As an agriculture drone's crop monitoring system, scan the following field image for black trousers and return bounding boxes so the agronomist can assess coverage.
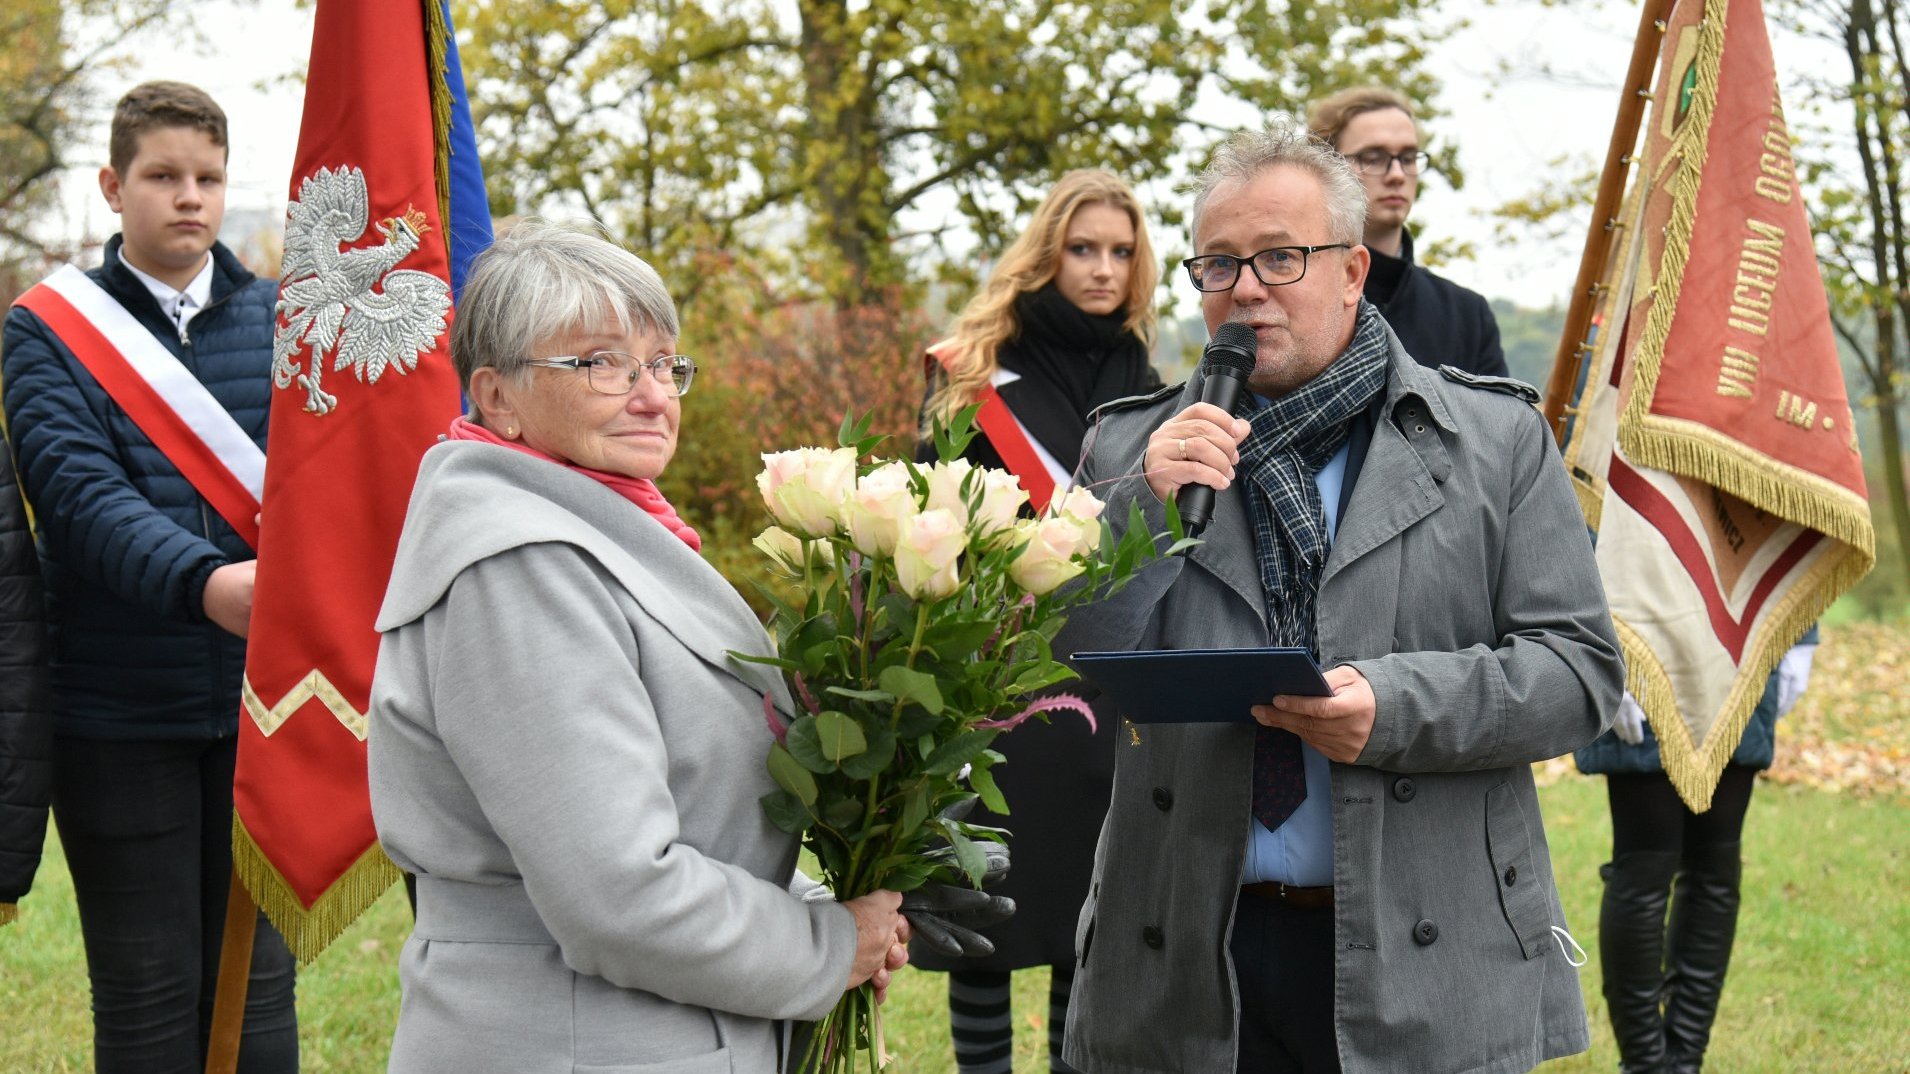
[1607,767,1755,856]
[1231,893,1341,1074]
[52,733,298,1074]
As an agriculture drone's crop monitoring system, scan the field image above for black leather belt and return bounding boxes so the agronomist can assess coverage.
[1241,881,1334,910]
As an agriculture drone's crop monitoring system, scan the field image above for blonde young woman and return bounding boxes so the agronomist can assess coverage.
[915,169,1161,1074]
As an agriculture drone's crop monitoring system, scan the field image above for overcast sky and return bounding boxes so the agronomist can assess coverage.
[47,1,1838,311]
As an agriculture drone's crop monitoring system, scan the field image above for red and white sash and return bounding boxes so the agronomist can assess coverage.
[14,264,264,549]
[925,342,1063,513]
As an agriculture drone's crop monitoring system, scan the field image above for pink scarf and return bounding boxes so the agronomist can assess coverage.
[446,416,702,552]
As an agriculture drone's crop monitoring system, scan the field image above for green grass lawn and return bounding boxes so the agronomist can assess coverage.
[3,775,1905,1072]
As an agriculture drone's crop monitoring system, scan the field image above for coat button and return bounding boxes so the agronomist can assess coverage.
[1392,777,1416,802]
[1503,866,1518,887]
[1152,787,1174,811]
[1142,926,1164,950]
[1413,919,1438,946]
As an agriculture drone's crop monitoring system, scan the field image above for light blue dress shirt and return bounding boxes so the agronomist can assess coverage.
[1241,438,1349,887]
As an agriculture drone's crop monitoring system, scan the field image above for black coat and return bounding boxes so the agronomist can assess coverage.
[0,422,49,918]
[911,301,1157,973]
[1,237,273,740]
[1364,229,1508,379]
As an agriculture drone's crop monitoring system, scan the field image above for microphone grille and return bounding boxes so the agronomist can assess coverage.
[1203,322,1258,374]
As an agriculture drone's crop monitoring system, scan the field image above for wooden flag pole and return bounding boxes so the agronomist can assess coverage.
[1541,0,1678,443]
[204,867,259,1074]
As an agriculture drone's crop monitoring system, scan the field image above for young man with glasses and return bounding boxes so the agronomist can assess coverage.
[1055,120,1621,1074]
[1307,86,1509,378]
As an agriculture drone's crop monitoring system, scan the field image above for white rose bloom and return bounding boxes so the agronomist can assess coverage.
[894,508,966,600]
[756,446,857,538]
[844,462,917,557]
[1009,516,1090,596]
[923,458,976,528]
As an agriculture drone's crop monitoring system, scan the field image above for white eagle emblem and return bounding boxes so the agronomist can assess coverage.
[273,165,451,415]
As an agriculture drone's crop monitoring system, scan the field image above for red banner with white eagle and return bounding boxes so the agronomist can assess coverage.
[234,0,487,960]
[1560,0,1872,810]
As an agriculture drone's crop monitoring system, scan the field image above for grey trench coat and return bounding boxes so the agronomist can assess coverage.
[1058,328,1624,1074]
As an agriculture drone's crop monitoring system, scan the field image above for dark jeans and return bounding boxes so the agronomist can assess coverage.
[1231,893,1341,1074]
[52,734,298,1074]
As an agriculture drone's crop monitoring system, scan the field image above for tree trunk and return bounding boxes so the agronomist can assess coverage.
[1868,306,1910,582]
[797,0,891,308]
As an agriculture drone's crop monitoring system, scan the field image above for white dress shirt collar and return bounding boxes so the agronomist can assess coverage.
[118,249,215,339]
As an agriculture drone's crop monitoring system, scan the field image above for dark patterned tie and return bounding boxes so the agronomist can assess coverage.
[1252,726,1306,830]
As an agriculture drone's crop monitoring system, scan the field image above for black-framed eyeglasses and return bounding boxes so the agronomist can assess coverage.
[526,351,697,396]
[1181,244,1352,292]
[1346,148,1429,176]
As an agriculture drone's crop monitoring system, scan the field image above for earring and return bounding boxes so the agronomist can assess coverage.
[504,425,517,439]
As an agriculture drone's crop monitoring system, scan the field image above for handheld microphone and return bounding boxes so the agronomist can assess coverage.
[1176,322,1257,536]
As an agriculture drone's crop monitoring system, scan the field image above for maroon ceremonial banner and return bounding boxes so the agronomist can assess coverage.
[233,0,477,959]
[1561,0,1873,809]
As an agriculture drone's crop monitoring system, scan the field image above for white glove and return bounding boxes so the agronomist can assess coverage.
[1613,691,1647,745]
[1775,643,1817,718]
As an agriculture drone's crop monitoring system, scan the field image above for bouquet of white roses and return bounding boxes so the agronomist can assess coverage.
[734,412,1187,1073]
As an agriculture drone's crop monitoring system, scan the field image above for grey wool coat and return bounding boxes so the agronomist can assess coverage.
[1058,327,1624,1074]
[369,441,857,1074]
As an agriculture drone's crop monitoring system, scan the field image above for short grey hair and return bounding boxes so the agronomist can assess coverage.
[1189,117,1368,248]
[450,219,680,390]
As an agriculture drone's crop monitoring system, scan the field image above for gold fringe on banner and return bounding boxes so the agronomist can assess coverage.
[0,903,17,927]
[424,0,453,232]
[233,814,402,965]
[1624,419,1877,558]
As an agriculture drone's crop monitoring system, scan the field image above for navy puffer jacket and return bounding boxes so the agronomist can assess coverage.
[2,237,273,740]
[0,421,49,919]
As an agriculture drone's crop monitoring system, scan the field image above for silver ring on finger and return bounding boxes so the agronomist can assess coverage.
[1177,437,1188,460]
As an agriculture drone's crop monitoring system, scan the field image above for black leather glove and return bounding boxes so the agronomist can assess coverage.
[903,812,1015,958]
[902,881,1016,957]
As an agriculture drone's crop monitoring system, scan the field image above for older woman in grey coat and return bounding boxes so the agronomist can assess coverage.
[368,221,907,1074]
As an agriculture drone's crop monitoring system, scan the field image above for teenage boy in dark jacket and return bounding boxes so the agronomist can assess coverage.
[1308,86,1510,380]
[1,81,296,1073]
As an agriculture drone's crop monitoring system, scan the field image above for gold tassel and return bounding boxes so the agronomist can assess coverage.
[0,902,17,927]
[233,815,403,965]
[424,0,454,233]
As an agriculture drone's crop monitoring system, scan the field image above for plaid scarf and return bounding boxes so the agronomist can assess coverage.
[1238,303,1390,653]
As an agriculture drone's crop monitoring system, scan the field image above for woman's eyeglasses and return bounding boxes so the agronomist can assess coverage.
[526,351,697,396]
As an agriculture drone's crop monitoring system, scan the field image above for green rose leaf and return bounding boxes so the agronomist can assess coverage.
[759,790,810,834]
[922,618,1000,662]
[895,708,942,740]
[900,783,931,838]
[784,715,833,774]
[944,826,987,887]
[839,726,896,780]
[825,686,895,704]
[767,745,818,806]
[1009,663,1076,694]
[822,797,865,829]
[879,665,944,715]
[924,729,999,776]
[814,710,868,761]
[968,762,1010,815]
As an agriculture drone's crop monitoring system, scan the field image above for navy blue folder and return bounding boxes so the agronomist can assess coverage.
[1070,647,1333,724]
